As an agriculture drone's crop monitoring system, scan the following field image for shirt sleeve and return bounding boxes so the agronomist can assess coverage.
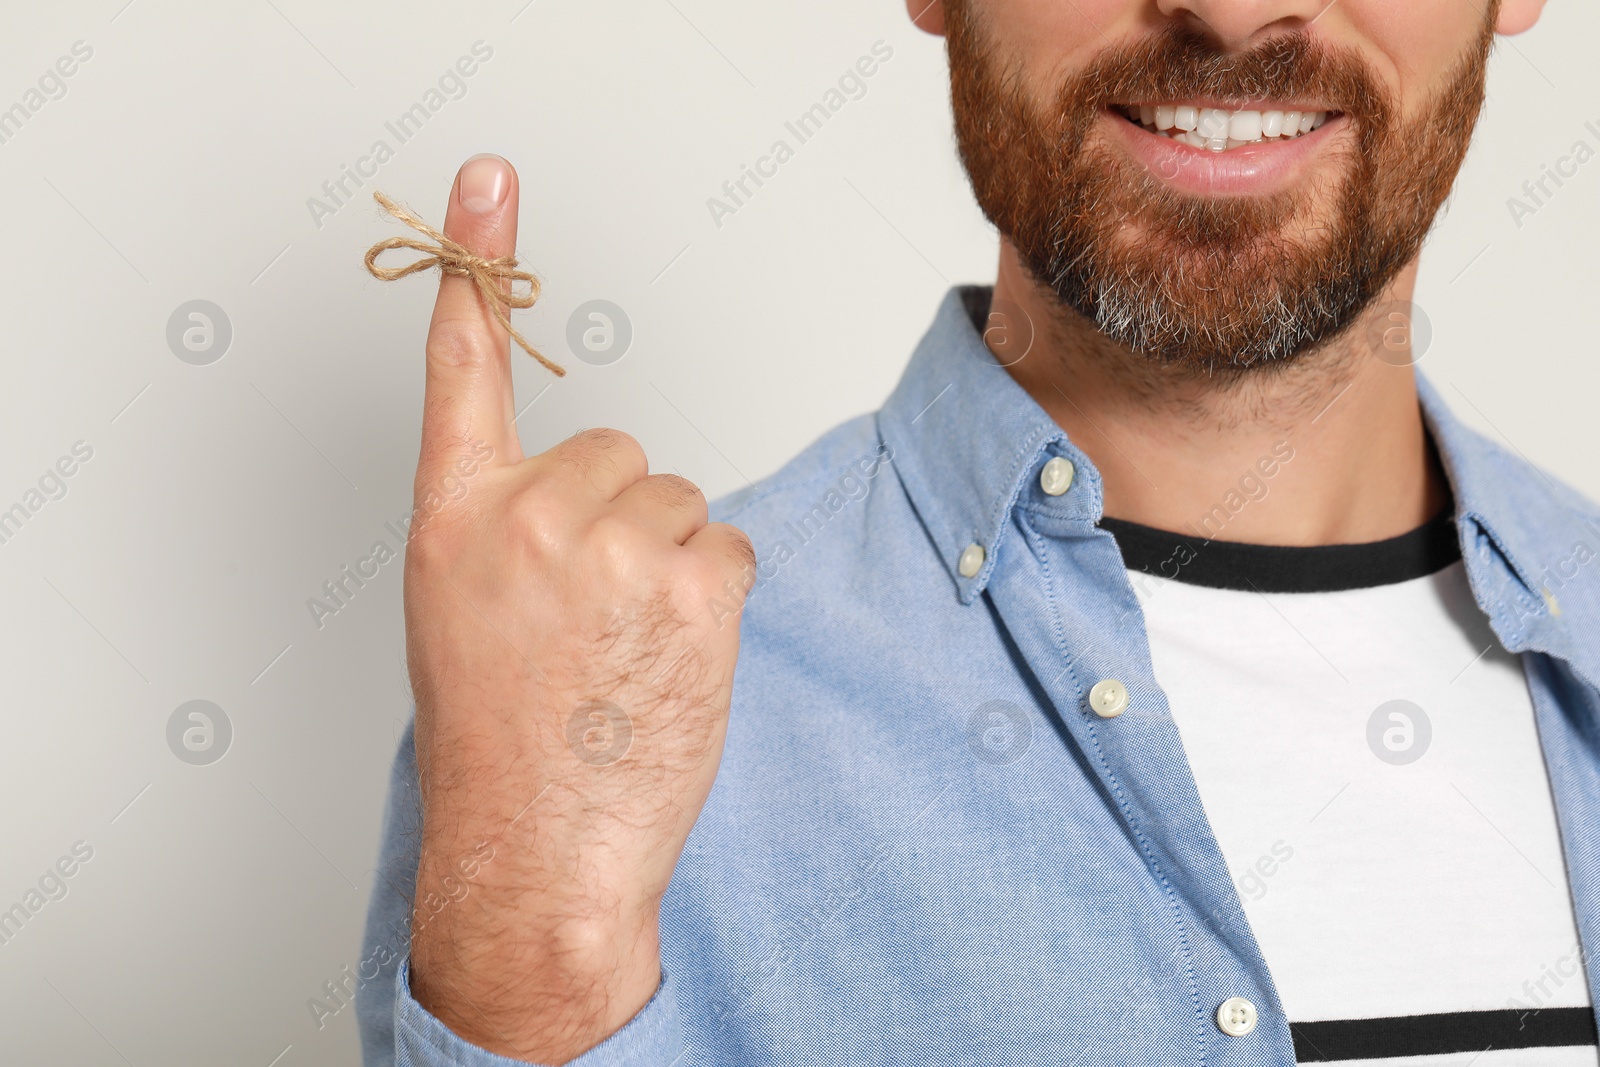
[393,957,688,1066]
[356,714,691,1066]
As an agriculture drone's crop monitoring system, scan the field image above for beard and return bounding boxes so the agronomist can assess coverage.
[945,3,1497,373]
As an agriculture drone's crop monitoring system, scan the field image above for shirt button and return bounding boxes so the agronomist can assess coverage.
[1216,997,1258,1037]
[1087,679,1128,718]
[1040,456,1076,496]
[958,543,985,578]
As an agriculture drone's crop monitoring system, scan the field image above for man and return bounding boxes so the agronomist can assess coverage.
[358,0,1600,1063]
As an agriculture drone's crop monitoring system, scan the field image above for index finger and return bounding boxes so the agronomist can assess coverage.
[420,153,524,476]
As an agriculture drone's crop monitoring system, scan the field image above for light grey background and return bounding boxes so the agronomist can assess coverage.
[0,1,1593,1063]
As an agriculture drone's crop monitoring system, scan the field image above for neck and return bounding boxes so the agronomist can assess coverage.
[993,241,1448,546]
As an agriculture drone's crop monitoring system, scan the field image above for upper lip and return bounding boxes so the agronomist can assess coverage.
[1111,100,1339,112]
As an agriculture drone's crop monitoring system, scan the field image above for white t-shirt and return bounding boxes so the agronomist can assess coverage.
[1105,509,1596,1066]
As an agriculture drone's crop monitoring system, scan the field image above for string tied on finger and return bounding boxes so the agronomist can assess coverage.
[363,189,567,377]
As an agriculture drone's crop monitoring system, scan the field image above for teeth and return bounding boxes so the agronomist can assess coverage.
[1197,108,1230,139]
[1228,110,1262,142]
[1118,104,1332,152]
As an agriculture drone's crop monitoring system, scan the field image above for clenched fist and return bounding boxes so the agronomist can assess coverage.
[400,154,754,1063]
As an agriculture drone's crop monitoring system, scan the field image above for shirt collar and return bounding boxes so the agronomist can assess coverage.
[1416,371,1600,682]
[880,286,1600,690]
[878,285,1103,606]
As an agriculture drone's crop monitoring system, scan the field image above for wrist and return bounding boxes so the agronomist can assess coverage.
[408,870,663,1061]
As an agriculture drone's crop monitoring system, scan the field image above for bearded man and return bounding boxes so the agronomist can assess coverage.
[357,1,1600,1064]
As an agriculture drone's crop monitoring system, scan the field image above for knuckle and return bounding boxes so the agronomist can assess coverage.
[504,489,568,557]
[536,428,649,496]
[648,474,707,513]
[404,478,495,564]
[566,426,646,468]
[720,524,758,574]
[687,553,731,596]
[686,536,747,595]
[585,511,652,579]
[667,564,719,616]
[549,428,648,497]
[588,511,649,562]
[426,317,491,368]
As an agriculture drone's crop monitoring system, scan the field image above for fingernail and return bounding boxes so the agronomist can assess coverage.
[458,153,510,215]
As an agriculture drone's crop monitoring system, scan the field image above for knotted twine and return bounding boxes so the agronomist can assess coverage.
[363,189,566,377]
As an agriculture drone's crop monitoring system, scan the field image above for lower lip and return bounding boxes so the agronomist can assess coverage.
[1103,109,1348,197]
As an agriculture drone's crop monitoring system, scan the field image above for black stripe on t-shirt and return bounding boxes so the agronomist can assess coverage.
[1291,1007,1598,1061]
[1098,506,1461,593]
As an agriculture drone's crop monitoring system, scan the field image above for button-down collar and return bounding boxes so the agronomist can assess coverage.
[1417,372,1600,692]
[877,287,1104,606]
[880,286,1600,695]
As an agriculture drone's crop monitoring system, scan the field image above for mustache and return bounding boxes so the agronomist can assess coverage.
[1063,27,1392,125]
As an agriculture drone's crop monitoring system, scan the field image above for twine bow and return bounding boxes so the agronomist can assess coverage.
[364,189,566,377]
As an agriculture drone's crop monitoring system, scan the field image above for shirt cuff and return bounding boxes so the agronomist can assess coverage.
[392,955,688,1066]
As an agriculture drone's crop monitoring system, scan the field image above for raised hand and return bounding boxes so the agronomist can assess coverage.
[400,153,754,1063]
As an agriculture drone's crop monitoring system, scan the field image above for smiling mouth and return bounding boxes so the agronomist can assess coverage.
[1113,103,1338,152]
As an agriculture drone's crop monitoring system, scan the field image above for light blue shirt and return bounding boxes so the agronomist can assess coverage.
[358,286,1600,1065]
